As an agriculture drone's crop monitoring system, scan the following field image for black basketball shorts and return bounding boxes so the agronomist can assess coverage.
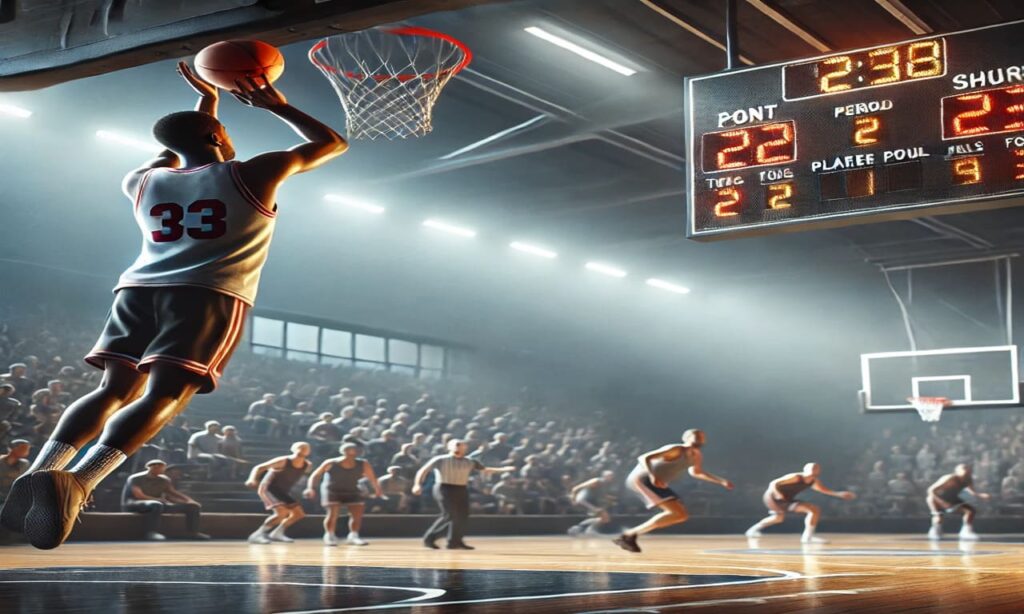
[85,286,248,393]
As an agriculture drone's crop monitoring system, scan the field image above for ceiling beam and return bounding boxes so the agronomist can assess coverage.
[639,0,756,66]
[874,0,933,35]
[744,0,832,52]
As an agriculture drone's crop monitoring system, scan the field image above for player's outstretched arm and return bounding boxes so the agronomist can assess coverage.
[688,453,734,490]
[812,480,856,500]
[232,75,348,182]
[245,456,286,488]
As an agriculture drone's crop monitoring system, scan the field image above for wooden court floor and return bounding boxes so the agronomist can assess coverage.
[0,533,1022,612]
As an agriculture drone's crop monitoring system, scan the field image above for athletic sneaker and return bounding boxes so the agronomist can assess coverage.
[744,527,763,538]
[613,533,641,553]
[446,542,474,550]
[248,529,271,544]
[927,527,943,541]
[23,470,89,550]
[0,473,34,533]
[323,532,338,546]
[959,527,980,541]
[801,535,828,544]
[346,532,368,546]
[268,525,294,543]
[144,531,166,541]
[567,525,584,537]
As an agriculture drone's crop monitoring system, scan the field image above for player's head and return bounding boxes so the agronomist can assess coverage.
[204,420,221,433]
[145,459,167,475]
[153,111,235,160]
[682,429,706,448]
[955,463,972,478]
[8,439,30,459]
[340,443,359,459]
[448,438,468,457]
[802,462,821,477]
[291,441,311,457]
[600,470,615,482]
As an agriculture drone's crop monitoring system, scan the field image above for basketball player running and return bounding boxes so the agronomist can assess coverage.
[305,443,383,546]
[745,462,856,543]
[614,429,733,553]
[0,63,347,549]
[246,442,313,544]
[567,470,616,536]
[927,463,990,541]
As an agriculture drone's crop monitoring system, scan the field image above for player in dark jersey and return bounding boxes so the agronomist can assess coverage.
[305,443,383,546]
[245,442,312,544]
[927,463,990,541]
[614,429,733,553]
[745,462,855,543]
[0,62,346,549]
[567,470,616,536]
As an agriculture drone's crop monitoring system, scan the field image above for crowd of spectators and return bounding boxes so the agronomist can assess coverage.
[3,312,1024,522]
[841,417,1024,517]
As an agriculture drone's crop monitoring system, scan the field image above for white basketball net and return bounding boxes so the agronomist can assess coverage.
[909,397,949,422]
[309,26,470,140]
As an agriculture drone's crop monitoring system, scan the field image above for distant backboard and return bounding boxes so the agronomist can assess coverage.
[0,0,503,91]
[859,345,1020,412]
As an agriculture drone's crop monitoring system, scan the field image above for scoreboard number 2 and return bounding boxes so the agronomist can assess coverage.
[714,187,742,217]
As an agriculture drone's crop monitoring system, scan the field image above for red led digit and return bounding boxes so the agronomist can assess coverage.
[952,157,982,185]
[755,123,794,164]
[767,183,793,210]
[951,93,993,136]
[1014,150,1024,180]
[819,55,853,93]
[854,116,881,145]
[868,46,900,85]
[906,41,942,78]
[1004,85,1024,131]
[716,129,751,170]
[714,187,742,217]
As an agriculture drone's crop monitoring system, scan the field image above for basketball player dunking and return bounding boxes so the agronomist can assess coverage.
[0,62,347,549]
[745,462,856,543]
[246,442,313,544]
[614,429,733,553]
[927,463,990,541]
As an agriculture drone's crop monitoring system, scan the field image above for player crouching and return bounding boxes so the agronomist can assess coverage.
[927,463,990,541]
[745,462,856,543]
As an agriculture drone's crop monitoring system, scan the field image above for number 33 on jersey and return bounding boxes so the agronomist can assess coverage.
[116,161,277,305]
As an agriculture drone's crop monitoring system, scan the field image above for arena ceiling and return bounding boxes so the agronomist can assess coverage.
[4,0,1024,294]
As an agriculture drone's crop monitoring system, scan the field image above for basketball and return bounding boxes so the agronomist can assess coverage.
[194,39,284,91]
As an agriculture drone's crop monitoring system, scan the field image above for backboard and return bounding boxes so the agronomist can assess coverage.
[0,0,503,91]
[859,345,1020,412]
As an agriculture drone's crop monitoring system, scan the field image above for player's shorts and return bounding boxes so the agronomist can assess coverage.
[574,491,606,515]
[763,490,803,513]
[260,484,300,510]
[322,490,364,507]
[927,494,966,514]
[85,287,248,394]
[626,467,679,509]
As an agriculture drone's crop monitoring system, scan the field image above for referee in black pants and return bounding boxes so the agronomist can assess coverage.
[413,439,514,550]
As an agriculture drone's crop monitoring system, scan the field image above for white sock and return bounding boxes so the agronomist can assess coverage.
[69,444,127,489]
[27,440,79,473]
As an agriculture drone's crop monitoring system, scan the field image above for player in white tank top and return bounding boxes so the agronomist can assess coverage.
[117,160,276,305]
[2,62,348,550]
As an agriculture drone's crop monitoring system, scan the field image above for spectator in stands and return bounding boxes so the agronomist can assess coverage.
[288,402,317,437]
[367,429,400,470]
[308,412,342,456]
[331,406,359,433]
[1,363,33,404]
[1002,467,1022,501]
[329,387,354,410]
[867,461,888,494]
[492,473,527,514]
[0,384,21,424]
[47,379,71,407]
[219,426,248,466]
[188,421,235,479]
[121,459,209,541]
[389,442,420,478]
[245,393,282,437]
[372,465,410,513]
[489,432,512,461]
[0,439,30,503]
[309,386,332,412]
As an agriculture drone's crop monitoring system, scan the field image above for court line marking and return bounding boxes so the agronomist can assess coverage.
[0,580,446,604]
[581,587,889,612]
[279,569,882,613]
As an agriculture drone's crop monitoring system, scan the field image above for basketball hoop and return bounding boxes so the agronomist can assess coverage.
[308,26,472,140]
[908,396,951,422]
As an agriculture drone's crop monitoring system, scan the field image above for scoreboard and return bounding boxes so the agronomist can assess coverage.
[685,19,1024,241]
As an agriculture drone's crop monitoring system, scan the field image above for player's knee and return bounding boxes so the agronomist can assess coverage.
[772,512,786,522]
[806,504,820,516]
[291,506,305,519]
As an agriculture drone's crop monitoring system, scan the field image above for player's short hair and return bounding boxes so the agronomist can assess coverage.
[205,420,221,428]
[153,111,223,151]
[291,441,310,453]
[145,459,167,468]
[9,439,30,448]
[340,443,359,454]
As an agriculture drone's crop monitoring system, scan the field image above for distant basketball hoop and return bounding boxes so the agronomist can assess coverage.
[308,26,472,140]
[907,396,952,422]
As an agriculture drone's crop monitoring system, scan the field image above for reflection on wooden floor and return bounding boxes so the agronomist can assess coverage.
[0,534,1022,612]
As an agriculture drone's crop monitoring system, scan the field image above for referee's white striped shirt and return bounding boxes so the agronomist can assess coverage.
[423,454,484,486]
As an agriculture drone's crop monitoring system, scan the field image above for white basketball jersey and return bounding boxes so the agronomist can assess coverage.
[116,161,277,305]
